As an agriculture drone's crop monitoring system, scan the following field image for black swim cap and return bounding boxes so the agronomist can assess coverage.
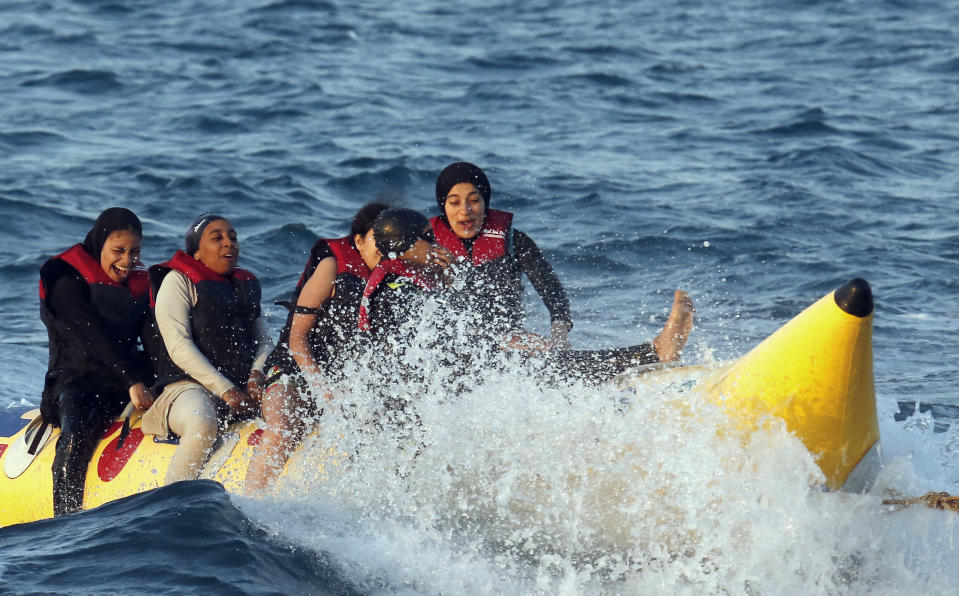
[373,208,430,257]
[435,162,491,212]
[185,213,226,255]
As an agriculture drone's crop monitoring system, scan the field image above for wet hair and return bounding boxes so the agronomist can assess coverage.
[435,162,491,213]
[372,208,430,257]
[185,213,227,255]
[349,202,390,237]
[82,207,143,258]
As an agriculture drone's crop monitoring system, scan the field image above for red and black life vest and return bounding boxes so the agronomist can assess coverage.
[327,236,371,281]
[289,236,371,294]
[358,259,435,332]
[148,251,261,388]
[429,209,514,266]
[430,209,527,334]
[40,244,151,303]
[269,237,372,367]
[39,244,151,371]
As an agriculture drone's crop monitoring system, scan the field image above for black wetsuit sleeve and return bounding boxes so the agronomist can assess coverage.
[47,271,146,388]
[512,230,572,327]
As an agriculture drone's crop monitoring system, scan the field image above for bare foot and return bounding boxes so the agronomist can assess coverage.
[501,332,551,352]
[652,290,695,362]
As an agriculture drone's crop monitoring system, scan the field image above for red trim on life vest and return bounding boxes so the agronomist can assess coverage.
[0,444,6,459]
[126,270,150,299]
[292,237,372,293]
[59,244,149,296]
[247,428,264,446]
[430,217,468,259]
[430,209,513,266]
[162,250,257,286]
[233,269,257,283]
[357,259,435,331]
[42,245,151,301]
[327,237,372,280]
[58,244,118,286]
[163,250,226,284]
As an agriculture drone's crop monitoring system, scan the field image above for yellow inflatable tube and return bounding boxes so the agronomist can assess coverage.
[0,409,263,526]
[0,278,878,526]
[700,277,877,490]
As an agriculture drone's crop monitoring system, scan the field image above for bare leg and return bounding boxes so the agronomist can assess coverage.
[652,290,695,362]
[244,383,310,495]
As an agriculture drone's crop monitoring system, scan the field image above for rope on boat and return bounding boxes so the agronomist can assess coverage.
[882,492,959,512]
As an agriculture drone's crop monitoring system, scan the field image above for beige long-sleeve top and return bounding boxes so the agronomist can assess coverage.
[154,269,272,397]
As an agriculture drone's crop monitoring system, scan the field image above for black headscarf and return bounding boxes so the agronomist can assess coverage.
[435,162,491,213]
[185,213,226,255]
[81,207,143,258]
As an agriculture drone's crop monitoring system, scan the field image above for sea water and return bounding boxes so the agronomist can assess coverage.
[1,0,958,594]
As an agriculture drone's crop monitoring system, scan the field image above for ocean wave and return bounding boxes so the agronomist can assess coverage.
[562,72,635,88]
[77,0,139,15]
[649,90,719,105]
[766,145,895,177]
[0,196,86,246]
[0,23,54,38]
[21,70,123,94]
[569,43,653,59]
[327,163,430,202]
[0,480,344,595]
[249,0,337,14]
[0,129,67,148]
[169,114,249,135]
[52,32,99,45]
[646,60,706,76]
[755,118,843,137]
[928,55,959,73]
[149,41,236,55]
[467,52,563,71]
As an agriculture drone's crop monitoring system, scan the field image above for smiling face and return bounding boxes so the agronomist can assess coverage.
[193,218,239,275]
[443,182,486,240]
[100,229,142,283]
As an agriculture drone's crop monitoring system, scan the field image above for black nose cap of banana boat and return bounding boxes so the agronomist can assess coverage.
[834,278,873,317]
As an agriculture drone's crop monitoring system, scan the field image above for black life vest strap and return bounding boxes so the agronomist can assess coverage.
[275,300,325,315]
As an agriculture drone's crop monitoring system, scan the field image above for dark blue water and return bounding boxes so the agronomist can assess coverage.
[0,481,351,595]
[2,0,959,594]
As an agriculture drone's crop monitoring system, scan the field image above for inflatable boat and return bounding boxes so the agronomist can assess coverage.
[0,278,878,527]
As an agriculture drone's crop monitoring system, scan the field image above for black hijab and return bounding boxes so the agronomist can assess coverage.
[435,162,491,213]
[81,207,143,258]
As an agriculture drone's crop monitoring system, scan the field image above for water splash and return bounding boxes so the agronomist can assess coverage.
[236,295,959,594]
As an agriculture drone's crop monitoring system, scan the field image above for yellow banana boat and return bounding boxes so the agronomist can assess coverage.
[0,278,878,527]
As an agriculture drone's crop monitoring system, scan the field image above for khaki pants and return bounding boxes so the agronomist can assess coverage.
[142,380,220,484]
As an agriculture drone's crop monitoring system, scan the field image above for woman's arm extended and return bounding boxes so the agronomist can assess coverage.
[288,256,337,379]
